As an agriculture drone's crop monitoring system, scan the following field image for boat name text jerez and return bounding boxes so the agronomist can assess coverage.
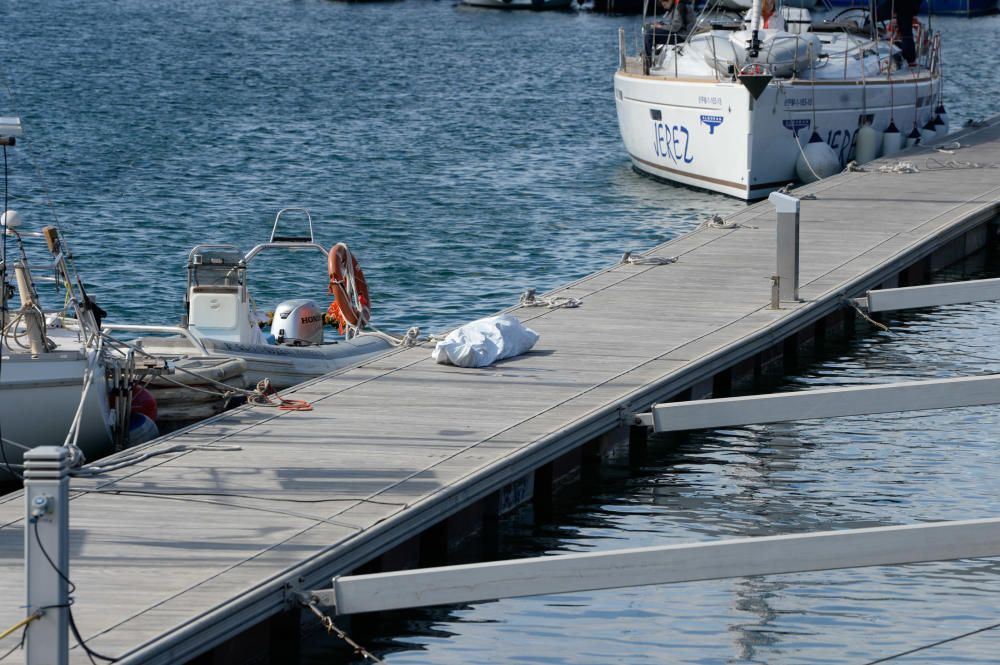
[652,121,694,165]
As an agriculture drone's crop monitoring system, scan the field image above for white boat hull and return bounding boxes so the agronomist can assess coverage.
[614,69,942,199]
[0,349,113,477]
[136,333,394,390]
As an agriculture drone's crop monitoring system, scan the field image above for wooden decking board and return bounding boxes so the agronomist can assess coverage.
[2,119,999,664]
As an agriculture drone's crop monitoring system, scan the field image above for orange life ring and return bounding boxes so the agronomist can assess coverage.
[326,243,371,335]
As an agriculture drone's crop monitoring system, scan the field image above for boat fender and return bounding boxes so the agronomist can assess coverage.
[905,126,921,148]
[854,123,881,165]
[130,385,158,422]
[920,118,937,144]
[327,243,371,335]
[127,413,159,447]
[147,376,248,404]
[881,120,905,156]
[932,114,947,138]
[934,103,949,136]
[795,131,840,184]
[0,210,22,229]
[150,357,246,387]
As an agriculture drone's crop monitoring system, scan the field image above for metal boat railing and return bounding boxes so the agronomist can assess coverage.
[1,225,104,354]
[620,15,942,84]
[98,323,211,356]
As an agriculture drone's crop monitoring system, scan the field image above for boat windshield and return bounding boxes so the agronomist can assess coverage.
[189,247,245,288]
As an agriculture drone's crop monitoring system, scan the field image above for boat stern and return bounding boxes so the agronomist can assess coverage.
[614,69,755,199]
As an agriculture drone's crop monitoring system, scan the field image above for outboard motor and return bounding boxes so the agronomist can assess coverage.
[270,299,325,346]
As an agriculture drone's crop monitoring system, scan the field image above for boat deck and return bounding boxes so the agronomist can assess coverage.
[2,119,1000,664]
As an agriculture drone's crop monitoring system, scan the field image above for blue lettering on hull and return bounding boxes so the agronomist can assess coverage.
[652,121,694,164]
[827,128,860,166]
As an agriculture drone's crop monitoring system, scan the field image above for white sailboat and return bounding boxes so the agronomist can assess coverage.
[613,5,944,200]
[0,117,118,478]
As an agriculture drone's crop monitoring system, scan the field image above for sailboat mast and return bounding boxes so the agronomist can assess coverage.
[0,118,20,323]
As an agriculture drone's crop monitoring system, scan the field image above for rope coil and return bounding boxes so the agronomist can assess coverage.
[249,379,313,412]
[699,214,758,231]
[519,289,582,310]
[620,251,678,265]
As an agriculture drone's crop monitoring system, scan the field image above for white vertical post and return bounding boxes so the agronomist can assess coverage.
[769,191,800,303]
[24,446,70,665]
[618,27,626,70]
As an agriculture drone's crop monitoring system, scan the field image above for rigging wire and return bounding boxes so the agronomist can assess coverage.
[0,143,19,481]
[31,519,118,664]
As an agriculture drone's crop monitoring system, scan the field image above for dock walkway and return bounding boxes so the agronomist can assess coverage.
[2,119,1000,664]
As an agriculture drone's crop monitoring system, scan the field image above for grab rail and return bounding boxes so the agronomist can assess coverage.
[100,323,212,356]
[633,20,937,85]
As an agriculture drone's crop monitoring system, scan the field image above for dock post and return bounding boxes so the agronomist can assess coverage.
[24,446,70,665]
[769,191,801,303]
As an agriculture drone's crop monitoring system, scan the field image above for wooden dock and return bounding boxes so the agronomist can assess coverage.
[2,119,1000,664]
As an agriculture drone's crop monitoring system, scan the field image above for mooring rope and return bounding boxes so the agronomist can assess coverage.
[620,251,678,265]
[699,214,759,230]
[70,443,243,477]
[519,289,582,309]
[846,298,890,332]
[304,600,385,664]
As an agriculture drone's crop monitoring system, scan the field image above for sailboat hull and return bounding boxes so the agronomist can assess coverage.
[614,69,942,200]
[0,350,113,477]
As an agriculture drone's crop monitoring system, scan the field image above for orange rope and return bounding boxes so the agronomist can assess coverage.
[253,379,313,412]
[277,397,312,412]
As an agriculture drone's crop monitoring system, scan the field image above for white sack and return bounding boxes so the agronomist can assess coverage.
[431,315,539,368]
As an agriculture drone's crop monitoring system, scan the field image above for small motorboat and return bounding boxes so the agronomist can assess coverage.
[110,209,398,391]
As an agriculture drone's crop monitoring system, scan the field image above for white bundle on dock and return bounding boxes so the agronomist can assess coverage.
[432,315,539,368]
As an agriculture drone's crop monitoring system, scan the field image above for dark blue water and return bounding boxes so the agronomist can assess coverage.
[5,0,738,336]
[6,2,1000,663]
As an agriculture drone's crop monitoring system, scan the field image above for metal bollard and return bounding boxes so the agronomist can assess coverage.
[768,191,801,303]
[24,446,70,665]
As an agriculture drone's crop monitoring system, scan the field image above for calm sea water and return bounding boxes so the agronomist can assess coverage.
[5,1,1000,663]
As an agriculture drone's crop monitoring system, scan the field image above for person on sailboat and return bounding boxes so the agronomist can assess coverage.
[873,0,920,65]
[644,0,695,58]
[744,0,784,31]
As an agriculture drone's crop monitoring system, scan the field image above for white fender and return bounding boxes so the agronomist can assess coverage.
[855,123,881,165]
[796,131,840,183]
[882,121,905,156]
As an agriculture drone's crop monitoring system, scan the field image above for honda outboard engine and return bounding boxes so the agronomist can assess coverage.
[270,299,324,346]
